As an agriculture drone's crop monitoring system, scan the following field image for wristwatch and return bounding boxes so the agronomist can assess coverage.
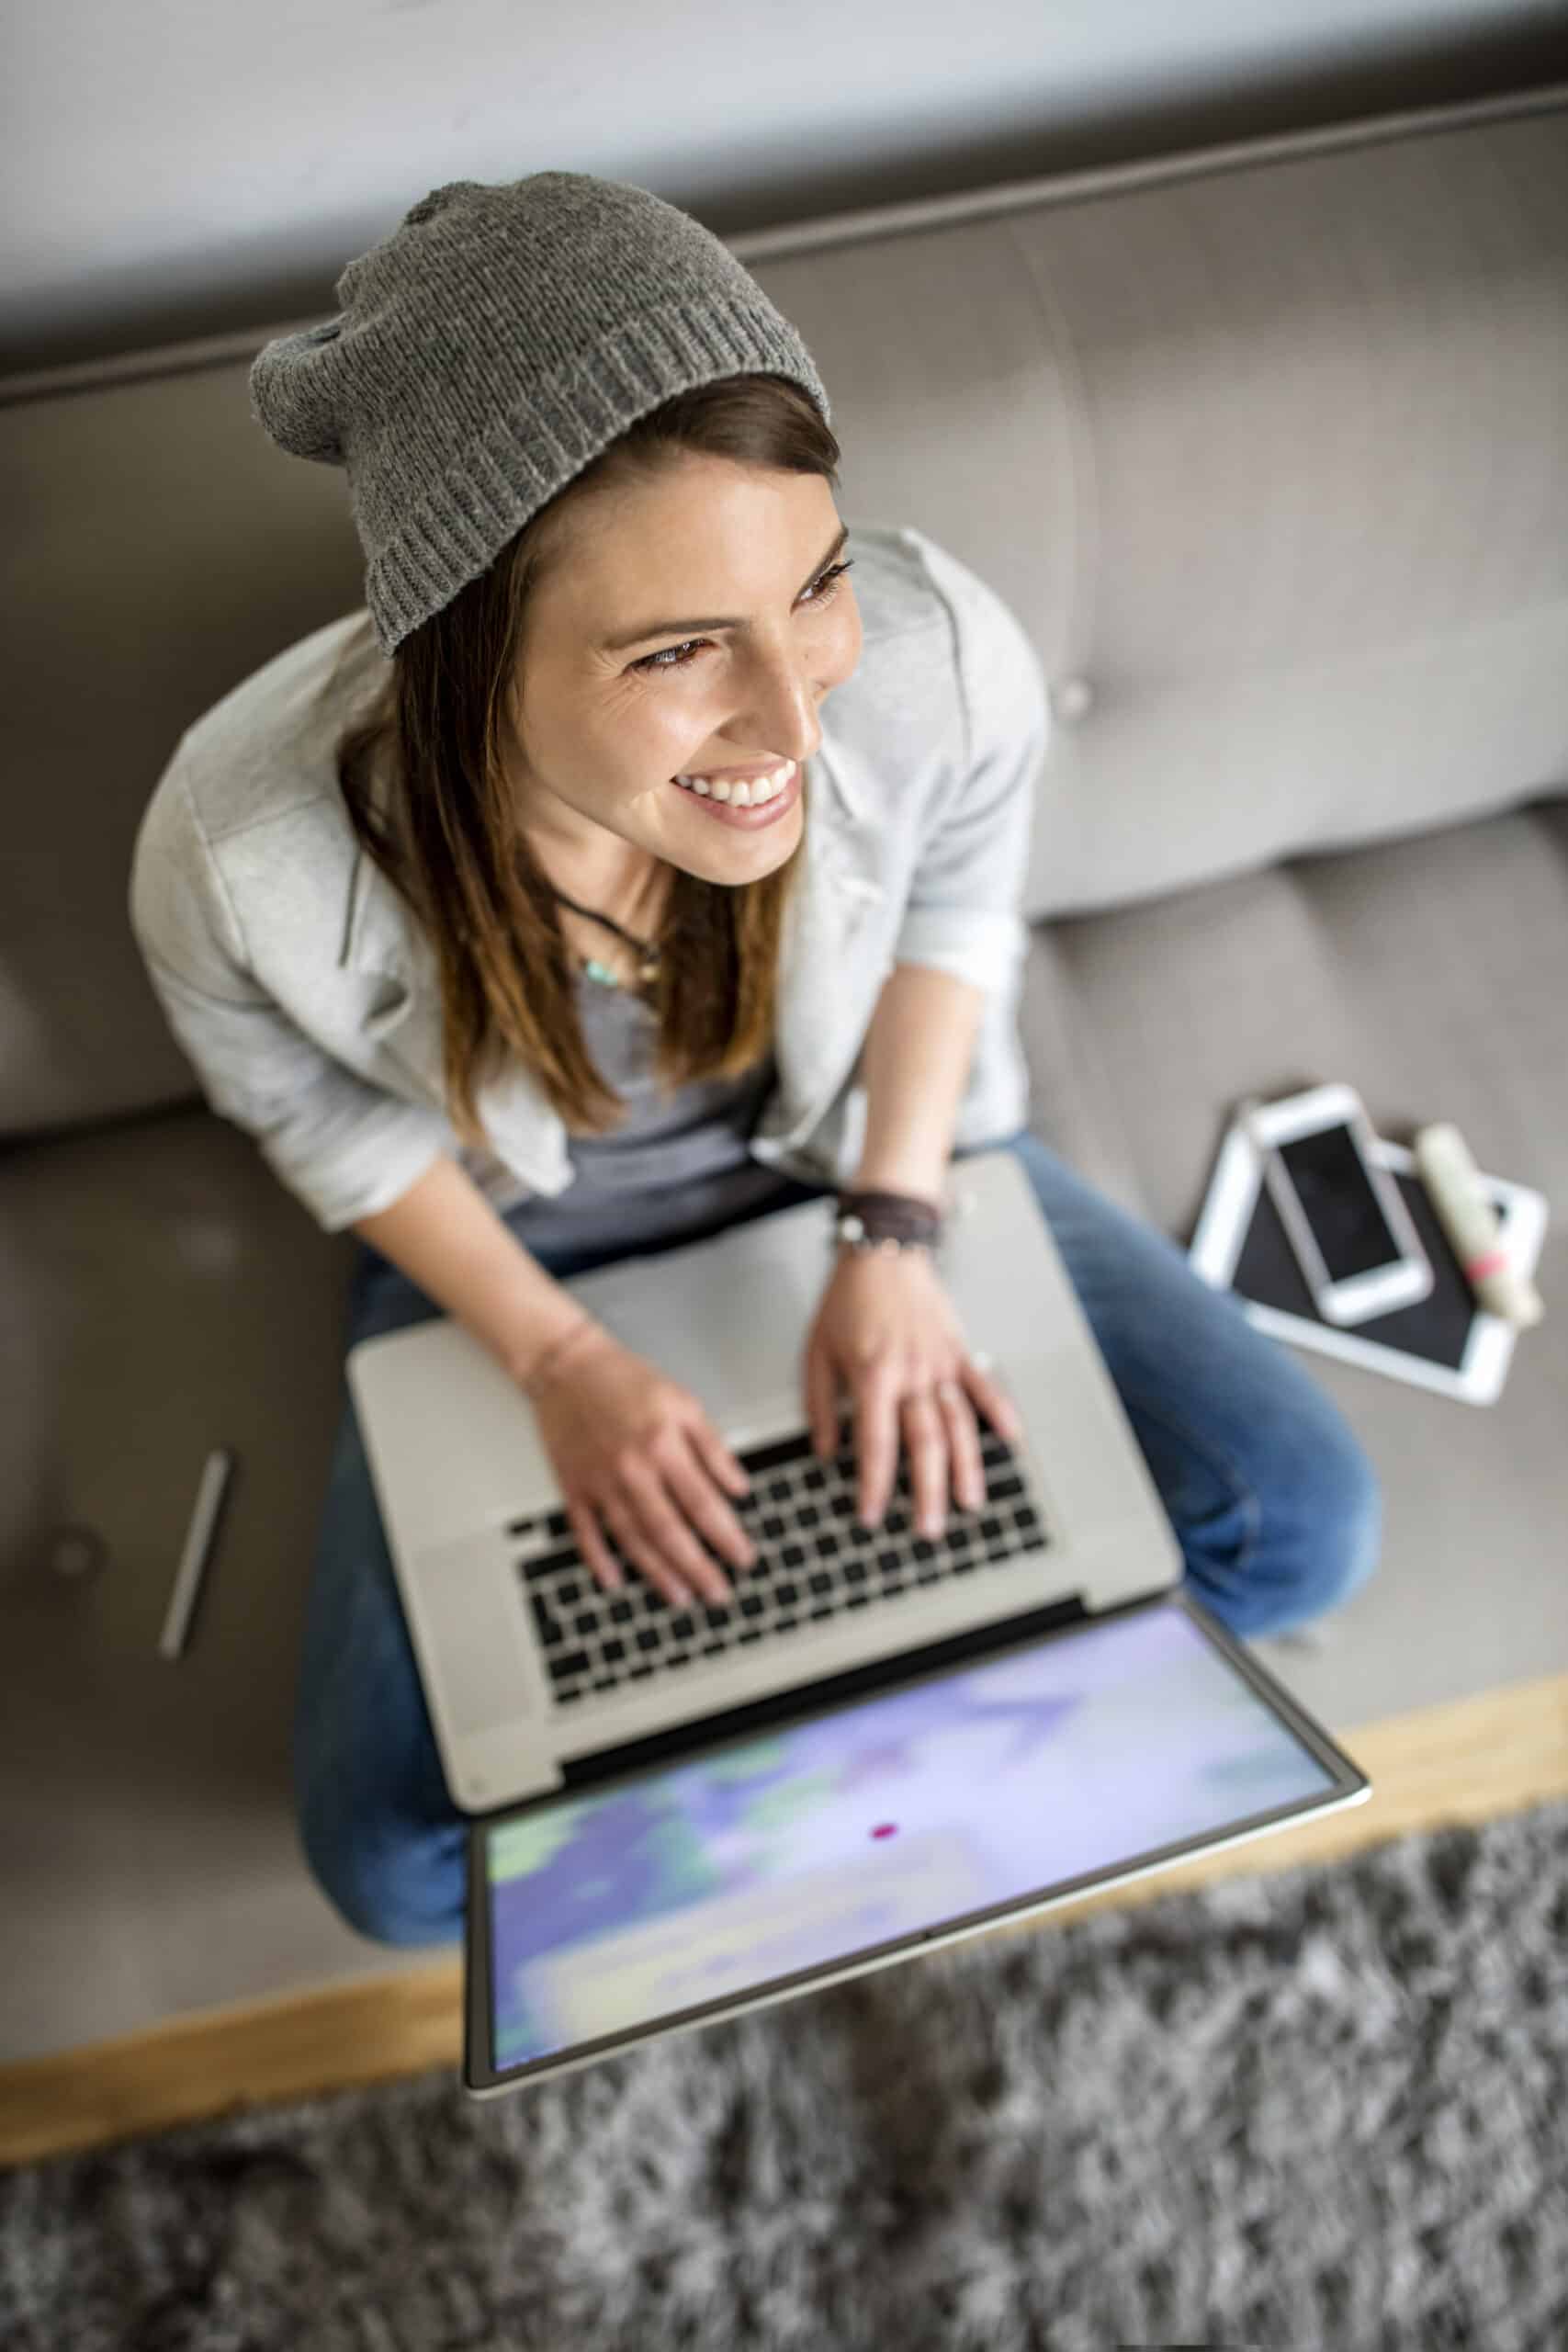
[832,1187,946,1256]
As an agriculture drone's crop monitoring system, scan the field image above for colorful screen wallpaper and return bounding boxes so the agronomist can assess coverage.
[485,1600,1335,2073]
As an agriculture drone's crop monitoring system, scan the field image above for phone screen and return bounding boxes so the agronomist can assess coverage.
[1277,1124,1403,1280]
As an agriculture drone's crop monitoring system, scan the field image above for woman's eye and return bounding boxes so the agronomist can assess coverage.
[629,559,854,675]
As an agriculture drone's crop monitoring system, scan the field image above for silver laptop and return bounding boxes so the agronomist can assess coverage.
[350,1145,1372,2098]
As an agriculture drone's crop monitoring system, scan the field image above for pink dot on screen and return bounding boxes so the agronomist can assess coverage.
[871,1824,898,1839]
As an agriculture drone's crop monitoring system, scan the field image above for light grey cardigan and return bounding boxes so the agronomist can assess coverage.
[128,522,1049,1234]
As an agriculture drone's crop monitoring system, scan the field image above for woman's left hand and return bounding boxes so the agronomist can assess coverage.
[802,1242,1022,1537]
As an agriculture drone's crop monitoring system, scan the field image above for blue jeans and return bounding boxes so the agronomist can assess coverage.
[295,1128,1382,1946]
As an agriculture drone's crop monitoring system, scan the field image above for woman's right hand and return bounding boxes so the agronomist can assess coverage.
[518,1318,759,1609]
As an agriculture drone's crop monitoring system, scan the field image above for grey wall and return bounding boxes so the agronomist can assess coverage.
[5,0,1564,377]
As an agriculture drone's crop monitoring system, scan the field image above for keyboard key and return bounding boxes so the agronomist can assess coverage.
[521,1424,1054,1708]
[523,1544,578,1582]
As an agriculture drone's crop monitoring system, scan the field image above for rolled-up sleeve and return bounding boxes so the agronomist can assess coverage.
[892,547,1050,994]
[128,766,454,1233]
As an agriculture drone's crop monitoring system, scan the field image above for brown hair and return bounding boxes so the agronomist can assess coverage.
[324,372,840,1148]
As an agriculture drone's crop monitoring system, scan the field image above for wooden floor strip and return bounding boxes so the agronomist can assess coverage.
[4,1672,1565,2170]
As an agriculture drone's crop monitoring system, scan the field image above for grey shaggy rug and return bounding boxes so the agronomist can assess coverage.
[6,1800,1568,2352]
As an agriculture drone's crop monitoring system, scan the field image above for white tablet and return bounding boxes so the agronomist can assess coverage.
[1189,1126,1547,1407]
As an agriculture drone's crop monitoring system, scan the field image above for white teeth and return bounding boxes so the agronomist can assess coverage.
[671,760,796,806]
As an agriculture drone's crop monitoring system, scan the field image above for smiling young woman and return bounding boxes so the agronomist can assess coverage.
[122,170,1384,1964]
[321,376,859,1149]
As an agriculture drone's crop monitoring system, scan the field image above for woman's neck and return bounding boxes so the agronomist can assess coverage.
[531,836,670,930]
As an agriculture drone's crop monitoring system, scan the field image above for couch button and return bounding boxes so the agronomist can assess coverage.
[1052,675,1094,724]
[48,1524,109,1581]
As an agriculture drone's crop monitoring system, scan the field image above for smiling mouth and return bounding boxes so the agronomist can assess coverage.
[669,759,797,806]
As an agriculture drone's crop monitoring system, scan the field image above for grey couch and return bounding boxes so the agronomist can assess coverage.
[5,85,1565,2069]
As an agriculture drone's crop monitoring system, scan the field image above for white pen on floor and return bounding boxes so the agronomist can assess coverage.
[159,1447,236,1661]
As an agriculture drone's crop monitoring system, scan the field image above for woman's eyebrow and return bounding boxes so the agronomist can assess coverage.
[602,523,851,652]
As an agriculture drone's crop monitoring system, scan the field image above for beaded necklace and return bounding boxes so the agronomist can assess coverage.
[547,884,662,992]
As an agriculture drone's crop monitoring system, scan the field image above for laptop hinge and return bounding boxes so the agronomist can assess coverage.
[556,1593,1089,1794]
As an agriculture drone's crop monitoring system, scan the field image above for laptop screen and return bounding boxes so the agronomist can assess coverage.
[468,1595,1365,2091]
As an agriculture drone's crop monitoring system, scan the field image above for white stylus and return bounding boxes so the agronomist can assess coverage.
[1411,1123,1543,1330]
[159,1447,236,1660]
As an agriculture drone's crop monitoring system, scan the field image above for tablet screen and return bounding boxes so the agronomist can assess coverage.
[476,1599,1354,2083]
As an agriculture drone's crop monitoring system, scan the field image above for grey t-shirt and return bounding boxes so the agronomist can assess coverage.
[458,971,805,1257]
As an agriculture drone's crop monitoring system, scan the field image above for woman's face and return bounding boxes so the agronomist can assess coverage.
[502,453,863,888]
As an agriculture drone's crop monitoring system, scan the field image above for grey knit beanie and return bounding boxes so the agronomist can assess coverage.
[248,171,833,657]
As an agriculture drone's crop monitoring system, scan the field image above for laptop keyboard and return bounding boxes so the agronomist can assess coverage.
[507,1420,1050,1712]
